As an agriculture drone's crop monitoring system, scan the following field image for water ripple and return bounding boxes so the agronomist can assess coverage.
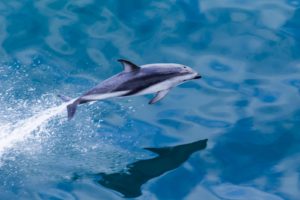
[0,0,300,199]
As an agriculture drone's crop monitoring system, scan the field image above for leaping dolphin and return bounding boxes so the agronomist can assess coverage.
[59,59,201,120]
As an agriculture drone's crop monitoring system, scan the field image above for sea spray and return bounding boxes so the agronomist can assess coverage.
[0,102,69,159]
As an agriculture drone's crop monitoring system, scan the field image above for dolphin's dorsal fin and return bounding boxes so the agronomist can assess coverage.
[118,59,140,72]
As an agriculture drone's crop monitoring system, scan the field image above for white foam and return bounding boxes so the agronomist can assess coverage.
[0,102,70,159]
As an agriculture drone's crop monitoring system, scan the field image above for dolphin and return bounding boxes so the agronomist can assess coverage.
[59,59,201,119]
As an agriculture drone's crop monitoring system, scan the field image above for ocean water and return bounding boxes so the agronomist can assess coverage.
[0,0,300,199]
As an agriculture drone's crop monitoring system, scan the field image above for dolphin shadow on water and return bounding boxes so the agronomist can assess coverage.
[89,139,208,198]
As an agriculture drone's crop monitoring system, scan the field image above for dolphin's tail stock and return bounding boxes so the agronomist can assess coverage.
[67,101,79,120]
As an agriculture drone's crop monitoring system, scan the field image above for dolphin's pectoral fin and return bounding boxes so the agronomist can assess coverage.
[118,59,140,72]
[149,89,170,104]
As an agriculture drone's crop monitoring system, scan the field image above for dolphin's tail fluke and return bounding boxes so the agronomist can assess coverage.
[57,94,78,120]
[67,101,79,120]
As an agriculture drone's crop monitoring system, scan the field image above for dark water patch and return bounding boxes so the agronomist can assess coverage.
[287,79,300,94]
[205,77,238,90]
[243,78,268,86]
[234,99,250,108]
[257,105,282,115]
[210,60,232,72]
[255,88,280,103]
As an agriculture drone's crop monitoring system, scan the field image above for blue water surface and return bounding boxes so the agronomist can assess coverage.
[1,0,300,199]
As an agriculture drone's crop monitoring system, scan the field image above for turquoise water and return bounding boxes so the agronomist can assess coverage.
[1,0,300,199]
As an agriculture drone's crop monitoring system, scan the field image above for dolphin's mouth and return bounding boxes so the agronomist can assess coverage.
[194,75,201,79]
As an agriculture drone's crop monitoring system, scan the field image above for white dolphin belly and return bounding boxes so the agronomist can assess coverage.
[133,80,174,96]
[133,75,190,96]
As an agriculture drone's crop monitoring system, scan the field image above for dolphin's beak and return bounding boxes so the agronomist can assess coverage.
[194,75,201,79]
